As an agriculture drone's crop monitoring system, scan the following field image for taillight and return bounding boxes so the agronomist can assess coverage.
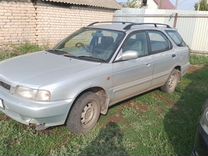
[187,46,191,60]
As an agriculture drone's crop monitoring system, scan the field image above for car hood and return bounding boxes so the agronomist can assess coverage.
[0,51,101,87]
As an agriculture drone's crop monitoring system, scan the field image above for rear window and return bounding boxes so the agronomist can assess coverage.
[166,30,186,47]
[148,30,172,54]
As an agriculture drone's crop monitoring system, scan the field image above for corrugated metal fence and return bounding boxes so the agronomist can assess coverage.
[114,9,208,54]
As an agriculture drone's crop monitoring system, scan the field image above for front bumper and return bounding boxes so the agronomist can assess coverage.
[0,87,73,128]
[192,125,208,156]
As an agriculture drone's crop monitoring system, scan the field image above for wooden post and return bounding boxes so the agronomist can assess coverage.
[173,13,178,28]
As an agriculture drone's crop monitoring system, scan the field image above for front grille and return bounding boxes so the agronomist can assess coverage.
[0,81,11,90]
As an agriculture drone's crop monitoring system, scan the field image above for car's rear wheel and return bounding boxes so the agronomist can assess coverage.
[66,92,101,134]
[161,69,180,93]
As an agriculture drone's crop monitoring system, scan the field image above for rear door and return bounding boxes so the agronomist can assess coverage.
[146,30,175,87]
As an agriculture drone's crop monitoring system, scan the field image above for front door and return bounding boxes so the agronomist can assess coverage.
[111,31,153,104]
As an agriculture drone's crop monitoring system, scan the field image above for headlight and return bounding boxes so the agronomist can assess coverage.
[15,86,51,101]
[200,107,208,134]
[36,90,51,101]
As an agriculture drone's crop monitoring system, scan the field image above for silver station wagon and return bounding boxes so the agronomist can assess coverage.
[0,22,190,134]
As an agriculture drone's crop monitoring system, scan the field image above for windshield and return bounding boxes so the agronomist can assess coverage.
[50,28,125,62]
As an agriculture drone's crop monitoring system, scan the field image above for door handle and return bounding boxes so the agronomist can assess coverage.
[172,54,176,58]
[145,63,151,67]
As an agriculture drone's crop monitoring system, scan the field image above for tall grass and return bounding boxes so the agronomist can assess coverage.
[190,54,208,65]
[0,43,45,61]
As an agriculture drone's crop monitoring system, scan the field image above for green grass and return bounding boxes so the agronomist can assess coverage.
[0,43,44,61]
[190,54,208,65]
[0,47,208,155]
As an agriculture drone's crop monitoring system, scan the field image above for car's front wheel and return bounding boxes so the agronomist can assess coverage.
[161,69,180,93]
[66,92,101,134]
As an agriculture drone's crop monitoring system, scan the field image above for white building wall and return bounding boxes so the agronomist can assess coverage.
[114,8,208,54]
[146,0,158,9]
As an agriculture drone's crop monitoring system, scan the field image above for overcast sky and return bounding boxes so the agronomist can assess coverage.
[116,0,199,10]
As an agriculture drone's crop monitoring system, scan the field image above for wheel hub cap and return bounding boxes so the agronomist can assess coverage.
[168,74,177,89]
[81,103,95,125]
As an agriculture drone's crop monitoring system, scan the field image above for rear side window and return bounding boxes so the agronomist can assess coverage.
[166,30,186,47]
[148,31,172,54]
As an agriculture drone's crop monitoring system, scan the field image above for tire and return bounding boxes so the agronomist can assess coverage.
[66,92,101,134]
[161,69,180,93]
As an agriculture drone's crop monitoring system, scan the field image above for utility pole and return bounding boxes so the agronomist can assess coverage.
[175,0,179,9]
[159,0,163,9]
[197,0,201,10]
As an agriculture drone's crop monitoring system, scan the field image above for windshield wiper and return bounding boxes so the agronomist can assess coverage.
[47,49,77,58]
[63,53,77,58]
[47,49,67,55]
[48,50,106,62]
[78,56,106,63]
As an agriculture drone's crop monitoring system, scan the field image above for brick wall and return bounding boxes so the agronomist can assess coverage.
[0,0,36,49]
[36,2,114,46]
[0,0,114,49]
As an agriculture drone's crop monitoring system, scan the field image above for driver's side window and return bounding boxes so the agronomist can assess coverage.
[122,31,148,57]
[64,30,95,49]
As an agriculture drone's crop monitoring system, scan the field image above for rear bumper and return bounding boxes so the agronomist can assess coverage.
[181,62,191,76]
[0,88,73,128]
[192,125,208,156]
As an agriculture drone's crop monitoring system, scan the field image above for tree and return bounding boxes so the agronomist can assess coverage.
[127,0,144,8]
[195,0,208,11]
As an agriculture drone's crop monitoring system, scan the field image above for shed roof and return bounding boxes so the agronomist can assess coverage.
[42,0,122,10]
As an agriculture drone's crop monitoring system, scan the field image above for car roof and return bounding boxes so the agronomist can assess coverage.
[87,22,176,33]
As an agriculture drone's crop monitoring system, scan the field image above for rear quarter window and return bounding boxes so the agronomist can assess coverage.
[166,30,186,47]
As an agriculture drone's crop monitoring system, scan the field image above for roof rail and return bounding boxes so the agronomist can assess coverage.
[88,21,133,26]
[124,23,171,30]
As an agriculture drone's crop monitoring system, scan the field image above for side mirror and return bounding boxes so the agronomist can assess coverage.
[116,50,138,61]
